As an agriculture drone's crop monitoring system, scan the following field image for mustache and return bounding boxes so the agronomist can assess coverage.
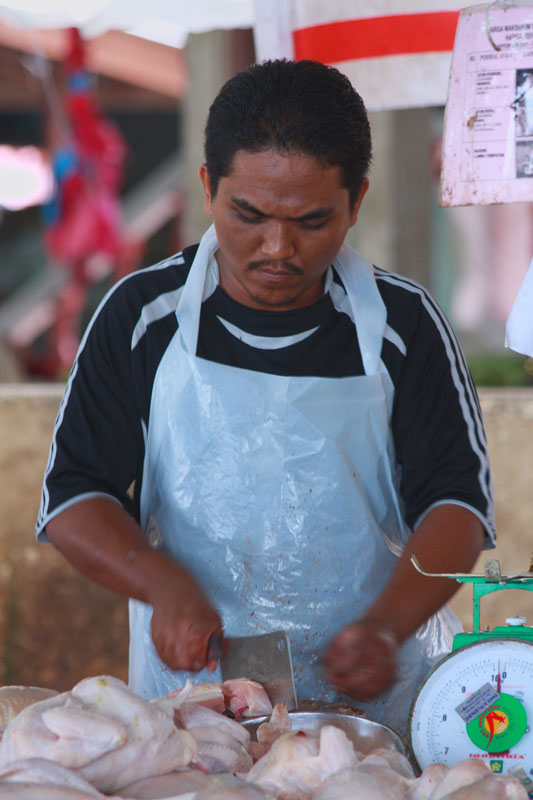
[248,260,303,275]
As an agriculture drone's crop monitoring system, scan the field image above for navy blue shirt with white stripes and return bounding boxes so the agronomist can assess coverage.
[37,244,495,544]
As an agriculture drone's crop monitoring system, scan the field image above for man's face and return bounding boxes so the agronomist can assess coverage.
[200,150,368,311]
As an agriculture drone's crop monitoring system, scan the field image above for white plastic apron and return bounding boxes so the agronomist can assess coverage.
[130,225,452,736]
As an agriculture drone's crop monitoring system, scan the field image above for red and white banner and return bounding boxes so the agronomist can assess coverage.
[253,0,486,111]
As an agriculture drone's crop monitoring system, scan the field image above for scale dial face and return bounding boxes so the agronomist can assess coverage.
[409,639,533,781]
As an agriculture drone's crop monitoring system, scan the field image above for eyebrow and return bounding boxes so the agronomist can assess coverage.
[230,196,335,222]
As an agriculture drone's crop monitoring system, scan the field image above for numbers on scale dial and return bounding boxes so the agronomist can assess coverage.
[409,640,533,777]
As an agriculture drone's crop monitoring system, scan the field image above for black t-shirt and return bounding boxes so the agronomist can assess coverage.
[37,244,495,544]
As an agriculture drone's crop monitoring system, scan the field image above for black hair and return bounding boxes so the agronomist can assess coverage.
[204,59,372,208]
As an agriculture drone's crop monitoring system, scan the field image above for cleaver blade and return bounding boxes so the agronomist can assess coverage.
[220,631,297,711]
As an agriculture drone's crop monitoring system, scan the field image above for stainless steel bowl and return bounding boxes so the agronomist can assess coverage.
[242,711,408,758]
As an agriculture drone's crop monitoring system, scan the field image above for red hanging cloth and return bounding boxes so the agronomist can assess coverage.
[44,27,126,269]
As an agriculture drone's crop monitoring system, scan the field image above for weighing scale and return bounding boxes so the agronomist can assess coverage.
[408,556,533,795]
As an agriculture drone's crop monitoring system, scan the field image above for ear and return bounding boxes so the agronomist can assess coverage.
[349,178,369,227]
[199,164,213,216]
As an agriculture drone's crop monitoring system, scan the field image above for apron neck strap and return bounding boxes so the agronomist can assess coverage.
[176,224,219,353]
[333,243,387,376]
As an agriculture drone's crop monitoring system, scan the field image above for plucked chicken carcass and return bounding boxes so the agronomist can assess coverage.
[0,786,104,798]
[405,759,528,800]
[359,747,415,779]
[0,757,103,796]
[174,700,254,773]
[115,767,213,798]
[194,774,277,798]
[0,687,59,737]
[404,763,449,799]
[184,722,253,774]
[312,762,411,800]
[312,746,415,799]
[0,691,127,769]
[427,758,496,800]
[244,725,357,798]
[0,676,197,794]
[437,774,528,799]
[0,757,112,799]
[166,698,251,747]
[72,676,197,792]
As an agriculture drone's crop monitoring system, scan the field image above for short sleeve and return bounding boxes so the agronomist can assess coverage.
[37,284,145,539]
[389,284,495,546]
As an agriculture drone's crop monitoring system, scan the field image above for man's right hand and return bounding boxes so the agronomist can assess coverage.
[149,576,223,672]
[46,497,223,674]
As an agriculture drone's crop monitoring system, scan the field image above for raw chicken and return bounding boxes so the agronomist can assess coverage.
[116,767,213,798]
[194,774,276,798]
[72,676,197,792]
[256,703,291,747]
[312,761,412,800]
[0,785,105,799]
[0,757,102,795]
[13,675,527,800]
[429,759,493,800]
[0,691,128,769]
[175,701,251,748]
[404,763,449,799]
[187,725,253,773]
[0,687,59,736]
[175,701,254,774]
[152,681,225,715]
[439,774,528,799]
[222,679,273,719]
[0,676,197,794]
[248,741,268,763]
[358,747,415,780]
[245,725,357,798]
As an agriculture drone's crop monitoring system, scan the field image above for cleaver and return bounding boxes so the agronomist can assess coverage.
[210,631,297,711]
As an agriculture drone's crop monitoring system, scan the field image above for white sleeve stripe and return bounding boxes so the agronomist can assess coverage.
[384,324,407,356]
[131,286,185,350]
[376,269,490,458]
[330,275,407,356]
[37,254,185,530]
[374,268,494,532]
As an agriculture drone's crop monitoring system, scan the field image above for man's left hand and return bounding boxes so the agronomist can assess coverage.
[323,621,398,701]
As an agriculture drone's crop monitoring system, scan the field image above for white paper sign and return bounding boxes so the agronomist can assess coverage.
[505,257,533,356]
[440,2,533,207]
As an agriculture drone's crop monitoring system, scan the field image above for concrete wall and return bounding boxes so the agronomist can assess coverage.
[0,384,532,690]
[0,384,128,691]
[448,389,533,630]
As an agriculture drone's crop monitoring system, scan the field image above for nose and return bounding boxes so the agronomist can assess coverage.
[260,220,296,260]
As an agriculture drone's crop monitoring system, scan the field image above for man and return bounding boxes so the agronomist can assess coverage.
[38,59,494,736]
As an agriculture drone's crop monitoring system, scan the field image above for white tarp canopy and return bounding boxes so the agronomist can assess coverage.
[0,0,491,109]
[0,0,255,47]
